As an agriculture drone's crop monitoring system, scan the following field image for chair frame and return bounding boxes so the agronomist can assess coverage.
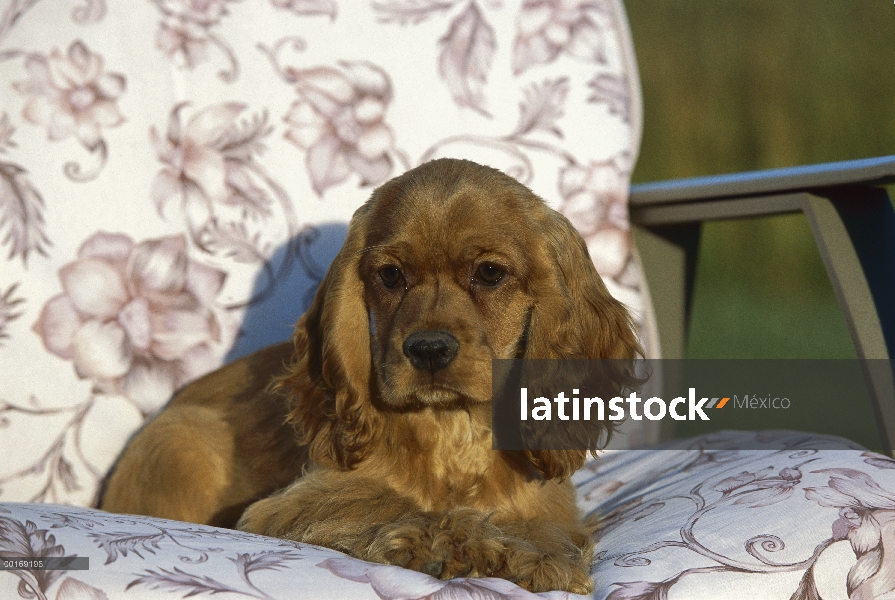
[630,155,895,454]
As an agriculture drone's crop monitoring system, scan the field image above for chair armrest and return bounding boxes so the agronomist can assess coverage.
[628,156,895,455]
[630,154,895,205]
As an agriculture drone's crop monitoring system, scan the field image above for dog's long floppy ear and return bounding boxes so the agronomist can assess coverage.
[522,208,643,480]
[272,206,379,470]
[526,210,642,363]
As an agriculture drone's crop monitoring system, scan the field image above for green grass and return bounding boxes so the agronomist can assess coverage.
[627,1,895,181]
[686,214,855,360]
[623,0,895,451]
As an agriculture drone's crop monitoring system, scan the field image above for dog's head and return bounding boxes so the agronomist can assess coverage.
[277,158,641,478]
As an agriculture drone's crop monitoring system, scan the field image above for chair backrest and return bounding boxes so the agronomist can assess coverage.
[0,0,652,506]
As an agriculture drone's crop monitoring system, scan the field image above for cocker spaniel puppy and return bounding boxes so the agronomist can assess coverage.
[101,158,641,594]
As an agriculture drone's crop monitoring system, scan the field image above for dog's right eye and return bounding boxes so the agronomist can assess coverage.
[474,262,505,286]
[379,265,405,289]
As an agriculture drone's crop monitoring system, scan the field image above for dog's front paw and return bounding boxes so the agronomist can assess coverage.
[367,508,505,580]
[500,539,594,594]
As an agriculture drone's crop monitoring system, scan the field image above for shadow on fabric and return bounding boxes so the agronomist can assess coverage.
[224,222,348,363]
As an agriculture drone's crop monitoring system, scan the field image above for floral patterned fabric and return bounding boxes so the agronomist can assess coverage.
[0,0,648,507]
[7,3,885,600]
[2,431,894,600]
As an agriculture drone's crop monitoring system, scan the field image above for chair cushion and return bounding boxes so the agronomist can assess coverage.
[1,431,892,599]
[0,0,652,506]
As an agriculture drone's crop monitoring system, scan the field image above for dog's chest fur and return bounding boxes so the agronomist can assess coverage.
[362,407,515,511]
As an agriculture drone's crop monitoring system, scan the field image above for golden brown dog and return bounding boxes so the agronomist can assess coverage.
[100,158,641,593]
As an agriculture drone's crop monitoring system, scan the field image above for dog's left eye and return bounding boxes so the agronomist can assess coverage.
[379,265,405,289]
[474,263,504,286]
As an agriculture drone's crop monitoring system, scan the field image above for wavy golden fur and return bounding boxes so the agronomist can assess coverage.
[101,158,641,593]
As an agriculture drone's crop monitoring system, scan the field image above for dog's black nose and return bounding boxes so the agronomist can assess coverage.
[403,331,459,372]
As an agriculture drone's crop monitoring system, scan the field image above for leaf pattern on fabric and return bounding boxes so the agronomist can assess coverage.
[513,78,569,138]
[863,452,895,471]
[0,162,50,264]
[90,530,167,564]
[0,113,50,266]
[126,567,250,597]
[438,2,497,117]
[0,3,652,592]
[0,1,39,40]
[588,73,630,122]
[2,437,894,599]
[0,283,25,344]
[0,514,69,598]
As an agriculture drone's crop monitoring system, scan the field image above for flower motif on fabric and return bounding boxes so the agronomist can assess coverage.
[12,41,126,181]
[806,468,895,600]
[149,101,314,310]
[151,103,274,235]
[283,62,397,196]
[595,448,838,600]
[33,232,229,415]
[558,158,632,281]
[513,0,609,74]
[151,0,241,82]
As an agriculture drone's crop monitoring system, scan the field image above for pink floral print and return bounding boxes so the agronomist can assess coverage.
[514,0,608,74]
[33,232,228,414]
[156,19,213,70]
[13,41,125,150]
[5,436,895,600]
[558,159,631,279]
[437,2,497,117]
[149,101,307,286]
[806,469,895,600]
[283,62,396,195]
[0,0,648,539]
[151,103,272,235]
[151,0,240,81]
